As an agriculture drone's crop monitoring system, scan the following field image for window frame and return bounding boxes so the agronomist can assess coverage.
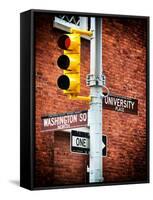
[53,16,90,40]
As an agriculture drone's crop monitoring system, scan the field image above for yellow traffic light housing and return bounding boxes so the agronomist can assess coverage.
[56,27,93,101]
[57,33,80,95]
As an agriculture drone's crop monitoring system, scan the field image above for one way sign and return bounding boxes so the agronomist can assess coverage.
[71,130,107,156]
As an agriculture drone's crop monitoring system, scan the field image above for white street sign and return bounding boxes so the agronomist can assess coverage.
[71,130,107,156]
[72,136,89,149]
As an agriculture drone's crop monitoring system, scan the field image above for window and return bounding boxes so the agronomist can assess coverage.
[55,15,81,27]
[53,15,90,39]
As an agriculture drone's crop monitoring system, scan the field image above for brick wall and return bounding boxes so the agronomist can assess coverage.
[34,13,148,187]
[53,131,88,186]
[102,18,147,183]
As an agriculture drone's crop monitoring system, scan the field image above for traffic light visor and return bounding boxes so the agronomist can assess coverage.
[57,75,70,90]
[58,35,70,50]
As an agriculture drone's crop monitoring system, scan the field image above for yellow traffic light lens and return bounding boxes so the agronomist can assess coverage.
[58,35,70,50]
[57,75,70,90]
[57,55,70,70]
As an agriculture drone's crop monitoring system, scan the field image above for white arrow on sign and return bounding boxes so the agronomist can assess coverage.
[102,142,105,150]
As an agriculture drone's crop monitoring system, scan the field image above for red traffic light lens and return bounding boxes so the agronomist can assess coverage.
[65,37,70,49]
[57,75,70,90]
[57,55,70,70]
[58,35,71,50]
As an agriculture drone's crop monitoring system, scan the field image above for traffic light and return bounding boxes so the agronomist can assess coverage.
[57,33,80,95]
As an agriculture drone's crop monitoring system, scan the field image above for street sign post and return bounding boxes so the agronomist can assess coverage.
[88,17,103,183]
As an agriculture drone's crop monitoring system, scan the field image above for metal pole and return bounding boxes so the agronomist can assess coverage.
[88,17,103,183]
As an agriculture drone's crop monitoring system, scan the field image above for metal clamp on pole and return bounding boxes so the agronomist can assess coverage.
[86,74,104,86]
[102,73,106,86]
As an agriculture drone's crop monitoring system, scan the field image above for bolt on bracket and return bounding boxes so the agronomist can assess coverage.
[86,73,106,87]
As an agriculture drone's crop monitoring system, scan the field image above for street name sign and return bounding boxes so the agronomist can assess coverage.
[103,93,138,115]
[41,94,138,132]
[41,110,87,132]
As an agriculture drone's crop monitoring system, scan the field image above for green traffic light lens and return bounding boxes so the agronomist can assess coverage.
[57,55,70,70]
[57,75,70,90]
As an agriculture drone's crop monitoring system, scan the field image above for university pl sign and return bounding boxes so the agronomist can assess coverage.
[103,94,138,115]
[41,94,138,131]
